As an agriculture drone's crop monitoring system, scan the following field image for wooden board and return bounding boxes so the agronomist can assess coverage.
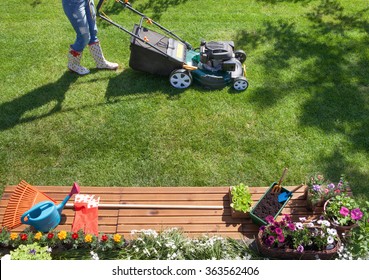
[0,184,350,240]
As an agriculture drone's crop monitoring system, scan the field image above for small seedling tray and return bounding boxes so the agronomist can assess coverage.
[250,182,291,226]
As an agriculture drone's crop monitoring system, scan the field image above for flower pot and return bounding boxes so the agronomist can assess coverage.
[229,186,251,218]
[249,182,291,226]
[255,231,341,260]
[305,188,325,211]
[323,199,358,237]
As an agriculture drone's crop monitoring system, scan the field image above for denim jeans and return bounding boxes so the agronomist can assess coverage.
[62,0,98,52]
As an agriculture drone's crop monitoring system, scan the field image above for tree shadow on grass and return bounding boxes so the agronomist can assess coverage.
[234,0,369,197]
[98,0,190,24]
[0,72,78,131]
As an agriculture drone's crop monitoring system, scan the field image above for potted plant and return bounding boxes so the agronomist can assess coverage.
[305,173,348,211]
[324,194,364,237]
[256,215,341,259]
[229,183,253,218]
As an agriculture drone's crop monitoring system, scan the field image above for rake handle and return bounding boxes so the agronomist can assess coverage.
[65,203,223,209]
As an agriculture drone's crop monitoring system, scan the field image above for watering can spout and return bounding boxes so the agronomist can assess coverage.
[57,182,81,214]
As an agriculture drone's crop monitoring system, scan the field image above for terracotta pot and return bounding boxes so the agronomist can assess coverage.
[305,188,325,211]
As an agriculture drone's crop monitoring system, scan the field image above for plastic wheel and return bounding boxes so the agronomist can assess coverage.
[233,77,249,91]
[169,69,193,89]
[235,50,247,63]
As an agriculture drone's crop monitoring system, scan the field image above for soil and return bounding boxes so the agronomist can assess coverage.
[252,190,285,222]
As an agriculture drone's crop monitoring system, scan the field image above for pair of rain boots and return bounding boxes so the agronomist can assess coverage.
[67,42,118,75]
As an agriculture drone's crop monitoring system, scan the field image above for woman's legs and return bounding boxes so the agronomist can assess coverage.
[62,0,118,73]
[62,0,93,52]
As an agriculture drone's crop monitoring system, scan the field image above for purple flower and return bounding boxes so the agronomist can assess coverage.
[297,245,304,253]
[313,184,321,191]
[269,225,276,232]
[327,183,335,189]
[350,208,363,221]
[260,225,266,231]
[29,249,36,255]
[339,207,350,217]
[265,215,275,224]
[277,234,285,243]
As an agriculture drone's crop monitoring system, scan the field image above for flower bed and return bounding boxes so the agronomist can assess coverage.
[0,228,125,252]
[0,227,257,260]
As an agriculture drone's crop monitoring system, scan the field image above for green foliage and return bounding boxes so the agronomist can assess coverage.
[10,243,52,260]
[230,183,253,213]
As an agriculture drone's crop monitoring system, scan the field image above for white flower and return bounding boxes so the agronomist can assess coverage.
[327,228,337,236]
[306,222,315,228]
[90,251,99,260]
[322,220,331,227]
[296,222,304,229]
[299,217,307,222]
[327,236,334,244]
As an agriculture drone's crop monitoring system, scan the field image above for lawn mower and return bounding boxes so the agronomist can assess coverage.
[97,0,249,91]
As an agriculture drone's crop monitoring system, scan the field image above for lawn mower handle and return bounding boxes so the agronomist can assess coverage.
[96,0,193,50]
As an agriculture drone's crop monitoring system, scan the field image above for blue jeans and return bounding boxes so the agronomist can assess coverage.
[62,0,98,52]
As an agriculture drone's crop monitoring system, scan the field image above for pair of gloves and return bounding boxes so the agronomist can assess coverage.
[72,194,100,235]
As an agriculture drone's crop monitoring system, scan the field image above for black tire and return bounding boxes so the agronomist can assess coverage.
[235,50,247,63]
[169,69,193,89]
[233,77,249,91]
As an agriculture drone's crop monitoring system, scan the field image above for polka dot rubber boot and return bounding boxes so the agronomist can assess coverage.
[67,48,90,75]
[88,42,118,70]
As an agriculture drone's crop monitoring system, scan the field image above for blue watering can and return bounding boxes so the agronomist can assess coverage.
[21,183,80,232]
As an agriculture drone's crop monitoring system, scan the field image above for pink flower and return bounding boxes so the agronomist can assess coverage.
[277,234,285,243]
[265,215,275,224]
[339,207,350,217]
[275,227,283,235]
[350,208,363,221]
[288,223,296,231]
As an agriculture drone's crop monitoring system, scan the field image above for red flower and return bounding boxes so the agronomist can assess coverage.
[101,234,108,242]
[20,233,28,241]
[47,233,54,239]
[72,233,79,240]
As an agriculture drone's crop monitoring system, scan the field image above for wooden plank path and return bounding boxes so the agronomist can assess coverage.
[0,185,329,239]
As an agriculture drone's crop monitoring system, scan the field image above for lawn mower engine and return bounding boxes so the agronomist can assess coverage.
[200,41,236,72]
[189,40,248,90]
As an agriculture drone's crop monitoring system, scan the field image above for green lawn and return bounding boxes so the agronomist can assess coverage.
[1,0,368,200]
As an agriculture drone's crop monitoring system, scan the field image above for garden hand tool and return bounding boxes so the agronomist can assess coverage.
[271,167,288,193]
[278,184,305,203]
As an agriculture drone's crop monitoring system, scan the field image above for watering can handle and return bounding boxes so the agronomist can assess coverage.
[20,201,54,224]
